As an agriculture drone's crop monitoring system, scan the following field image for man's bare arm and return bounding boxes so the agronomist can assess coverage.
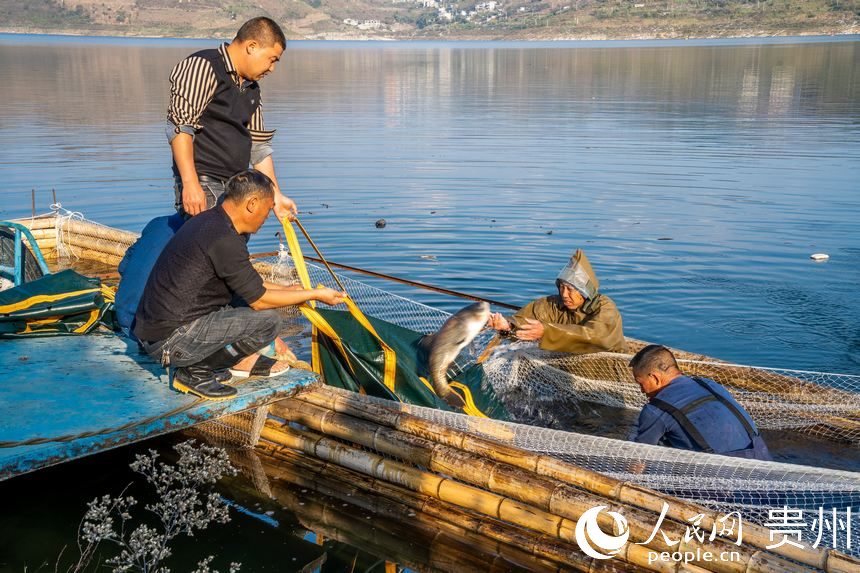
[249,285,345,311]
[171,133,206,216]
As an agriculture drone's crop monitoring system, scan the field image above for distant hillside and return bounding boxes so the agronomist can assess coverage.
[1,0,857,39]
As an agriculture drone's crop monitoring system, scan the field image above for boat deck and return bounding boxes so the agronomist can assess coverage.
[0,332,317,480]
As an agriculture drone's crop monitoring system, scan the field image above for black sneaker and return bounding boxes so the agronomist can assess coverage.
[213,369,233,383]
[172,365,238,400]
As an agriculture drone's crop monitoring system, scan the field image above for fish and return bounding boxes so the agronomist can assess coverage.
[419,301,490,409]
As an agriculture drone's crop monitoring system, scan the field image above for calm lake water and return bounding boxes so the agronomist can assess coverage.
[0,34,858,571]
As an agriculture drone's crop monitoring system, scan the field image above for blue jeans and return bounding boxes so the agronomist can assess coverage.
[174,175,226,217]
[142,306,283,368]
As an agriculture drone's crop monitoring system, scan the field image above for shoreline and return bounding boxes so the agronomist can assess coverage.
[1,26,858,43]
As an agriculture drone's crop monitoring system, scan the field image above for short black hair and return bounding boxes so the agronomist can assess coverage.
[224,169,275,203]
[234,17,286,49]
[629,344,679,377]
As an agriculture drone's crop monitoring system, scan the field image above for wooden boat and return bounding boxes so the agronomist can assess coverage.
[3,211,860,573]
[0,214,317,481]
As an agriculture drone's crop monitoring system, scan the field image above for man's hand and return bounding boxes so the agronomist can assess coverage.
[515,318,544,341]
[181,180,207,217]
[315,287,347,306]
[182,181,206,217]
[488,312,511,331]
[274,192,298,222]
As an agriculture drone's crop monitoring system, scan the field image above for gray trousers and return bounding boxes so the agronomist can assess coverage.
[174,175,226,217]
[142,306,283,368]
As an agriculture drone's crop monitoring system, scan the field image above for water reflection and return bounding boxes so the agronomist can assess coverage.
[1,39,855,131]
[0,36,858,373]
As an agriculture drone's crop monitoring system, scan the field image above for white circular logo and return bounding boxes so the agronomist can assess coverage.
[574,506,630,560]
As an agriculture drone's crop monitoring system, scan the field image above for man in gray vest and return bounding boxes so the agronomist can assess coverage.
[166,17,296,220]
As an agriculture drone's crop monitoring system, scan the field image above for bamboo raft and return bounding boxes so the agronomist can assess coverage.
[258,385,860,573]
[9,212,860,572]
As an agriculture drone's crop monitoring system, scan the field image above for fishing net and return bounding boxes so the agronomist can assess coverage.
[253,252,860,555]
[192,406,270,450]
[342,389,860,557]
[482,347,860,443]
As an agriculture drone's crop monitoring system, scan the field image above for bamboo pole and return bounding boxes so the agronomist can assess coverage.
[260,419,815,573]
[53,218,138,246]
[23,229,56,240]
[12,215,60,232]
[13,216,135,259]
[289,385,860,573]
[260,422,646,572]
[271,398,814,573]
[270,474,549,573]
[28,239,57,252]
[57,234,129,258]
[256,439,639,573]
[259,455,584,573]
[22,227,126,263]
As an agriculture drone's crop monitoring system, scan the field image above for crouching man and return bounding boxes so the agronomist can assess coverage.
[628,344,772,460]
[134,169,345,399]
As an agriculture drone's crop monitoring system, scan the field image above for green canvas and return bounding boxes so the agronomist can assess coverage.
[314,308,509,420]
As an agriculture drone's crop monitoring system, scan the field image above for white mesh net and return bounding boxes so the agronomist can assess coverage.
[356,391,860,556]
[482,346,860,443]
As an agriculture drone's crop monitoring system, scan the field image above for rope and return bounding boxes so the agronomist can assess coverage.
[250,249,519,310]
[51,203,87,260]
[293,218,347,293]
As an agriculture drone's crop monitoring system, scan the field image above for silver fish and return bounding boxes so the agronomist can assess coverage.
[419,301,490,408]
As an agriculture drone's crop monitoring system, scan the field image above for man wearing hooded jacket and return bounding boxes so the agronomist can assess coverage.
[488,249,627,354]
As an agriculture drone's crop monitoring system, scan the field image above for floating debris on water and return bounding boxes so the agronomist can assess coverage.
[420,255,438,261]
[375,219,386,228]
[810,253,830,261]
[657,237,673,241]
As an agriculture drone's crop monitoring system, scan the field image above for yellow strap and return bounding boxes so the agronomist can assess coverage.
[73,308,102,333]
[298,303,354,375]
[100,284,116,303]
[281,219,313,295]
[280,217,421,403]
[310,328,321,376]
[282,218,322,374]
[0,288,100,314]
[19,307,100,335]
[418,376,489,418]
[450,381,489,418]
[343,296,397,393]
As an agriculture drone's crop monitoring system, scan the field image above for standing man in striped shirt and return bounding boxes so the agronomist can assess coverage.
[167,17,297,220]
